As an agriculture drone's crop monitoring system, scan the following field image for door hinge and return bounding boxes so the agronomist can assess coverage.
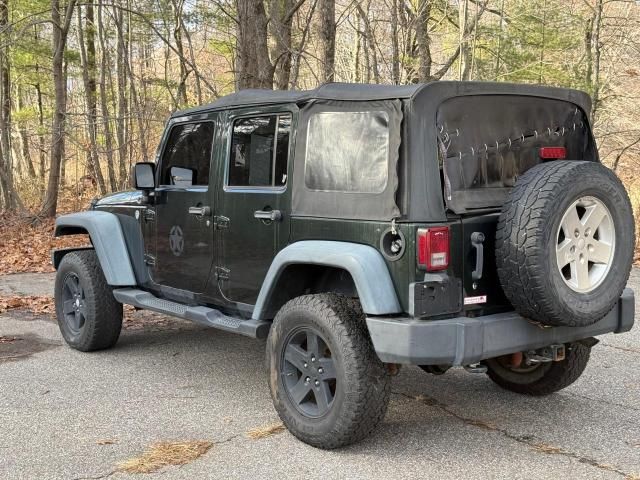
[143,209,156,222]
[144,253,156,266]
[215,266,230,280]
[214,215,230,230]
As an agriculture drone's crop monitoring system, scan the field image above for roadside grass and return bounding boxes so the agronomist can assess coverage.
[116,441,213,474]
[246,422,285,439]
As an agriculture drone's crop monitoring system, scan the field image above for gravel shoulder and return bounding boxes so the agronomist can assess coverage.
[0,270,638,479]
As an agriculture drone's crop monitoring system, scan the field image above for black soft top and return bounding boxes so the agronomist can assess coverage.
[172,82,594,222]
[172,82,591,118]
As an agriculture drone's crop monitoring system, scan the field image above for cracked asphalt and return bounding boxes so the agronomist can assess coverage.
[1,270,639,479]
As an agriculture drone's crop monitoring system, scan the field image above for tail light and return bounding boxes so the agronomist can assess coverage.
[417,227,450,271]
[539,147,566,159]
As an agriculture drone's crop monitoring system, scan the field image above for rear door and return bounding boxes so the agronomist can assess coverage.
[437,95,593,314]
[216,107,294,306]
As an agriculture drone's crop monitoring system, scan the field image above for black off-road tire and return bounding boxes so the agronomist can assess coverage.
[266,294,391,449]
[55,250,123,351]
[484,342,591,396]
[496,161,634,327]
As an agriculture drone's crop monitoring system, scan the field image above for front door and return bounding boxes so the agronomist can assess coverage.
[152,120,216,294]
[217,109,294,306]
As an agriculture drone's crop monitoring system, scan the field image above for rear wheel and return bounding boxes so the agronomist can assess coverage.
[484,342,591,396]
[266,294,390,449]
[55,250,123,351]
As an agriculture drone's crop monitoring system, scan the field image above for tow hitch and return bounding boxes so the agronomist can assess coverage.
[524,344,566,365]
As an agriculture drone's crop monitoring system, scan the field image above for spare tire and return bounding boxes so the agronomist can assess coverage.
[496,161,634,327]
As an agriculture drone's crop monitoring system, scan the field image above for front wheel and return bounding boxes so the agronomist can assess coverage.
[484,342,591,396]
[54,250,123,352]
[266,294,390,449]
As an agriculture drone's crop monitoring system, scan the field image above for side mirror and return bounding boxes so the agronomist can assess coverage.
[132,162,156,190]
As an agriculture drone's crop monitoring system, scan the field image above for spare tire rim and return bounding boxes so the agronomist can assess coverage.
[556,196,615,293]
[280,327,337,418]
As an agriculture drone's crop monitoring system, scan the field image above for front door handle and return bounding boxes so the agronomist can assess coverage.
[188,206,211,217]
[254,209,283,222]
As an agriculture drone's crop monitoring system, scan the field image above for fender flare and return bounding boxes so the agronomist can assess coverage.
[54,211,136,286]
[252,240,402,320]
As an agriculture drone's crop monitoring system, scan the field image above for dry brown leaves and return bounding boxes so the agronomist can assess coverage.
[116,441,213,474]
[0,213,89,275]
[246,422,285,439]
[0,295,54,314]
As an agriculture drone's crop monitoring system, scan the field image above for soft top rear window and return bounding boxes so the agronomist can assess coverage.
[437,95,593,212]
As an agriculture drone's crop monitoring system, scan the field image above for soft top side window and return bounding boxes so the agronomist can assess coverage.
[160,122,214,187]
[228,113,291,188]
[304,111,390,194]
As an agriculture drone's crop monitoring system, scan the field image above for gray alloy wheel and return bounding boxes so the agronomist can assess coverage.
[556,196,615,293]
[60,272,88,336]
[281,327,337,418]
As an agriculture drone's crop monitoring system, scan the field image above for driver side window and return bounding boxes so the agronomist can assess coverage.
[160,122,214,187]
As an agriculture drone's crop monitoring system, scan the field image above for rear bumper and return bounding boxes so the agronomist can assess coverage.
[366,288,635,366]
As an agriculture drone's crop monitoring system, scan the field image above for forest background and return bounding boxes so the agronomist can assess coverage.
[0,0,638,271]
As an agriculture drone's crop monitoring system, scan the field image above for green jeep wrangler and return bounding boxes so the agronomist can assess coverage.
[52,82,636,449]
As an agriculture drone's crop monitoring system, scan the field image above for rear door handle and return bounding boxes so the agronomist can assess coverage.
[471,232,485,280]
[254,209,282,222]
[188,206,211,217]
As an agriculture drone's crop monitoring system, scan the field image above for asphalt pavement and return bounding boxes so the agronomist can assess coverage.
[1,270,639,479]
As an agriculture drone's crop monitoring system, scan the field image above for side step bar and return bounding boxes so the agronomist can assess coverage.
[112,288,271,339]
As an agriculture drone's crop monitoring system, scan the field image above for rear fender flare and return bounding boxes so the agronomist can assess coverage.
[252,241,402,320]
[53,211,136,286]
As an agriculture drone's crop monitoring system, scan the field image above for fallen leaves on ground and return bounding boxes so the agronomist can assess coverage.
[96,439,117,446]
[0,212,89,275]
[532,443,565,454]
[246,422,285,439]
[116,441,213,474]
[0,295,54,314]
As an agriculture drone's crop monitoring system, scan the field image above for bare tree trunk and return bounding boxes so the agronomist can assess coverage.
[114,6,130,181]
[78,4,107,194]
[356,2,379,83]
[589,0,604,123]
[17,87,36,179]
[458,0,471,80]
[59,58,68,187]
[182,18,202,103]
[317,0,335,83]
[355,12,362,82]
[391,0,400,84]
[115,15,148,163]
[236,0,273,89]
[97,1,117,191]
[415,0,432,82]
[170,0,189,107]
[494,0,505,79]
[0,0,17,209]
[35,81,46,186]
[270,0,294,90]
[290,0,317,89]
[41,0,76,217]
